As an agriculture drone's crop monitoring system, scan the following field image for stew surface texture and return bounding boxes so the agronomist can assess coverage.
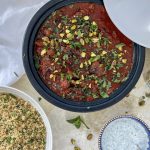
[34,3,133,102]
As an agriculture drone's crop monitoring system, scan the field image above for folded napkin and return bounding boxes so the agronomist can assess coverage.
[0,0,49,85]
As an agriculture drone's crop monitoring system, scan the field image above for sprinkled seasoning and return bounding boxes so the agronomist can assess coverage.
[34,3,133,102]
[101,118,149,150]
[0,93,46,150]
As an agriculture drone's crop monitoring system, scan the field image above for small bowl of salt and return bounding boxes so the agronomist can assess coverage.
[99,115,150,150]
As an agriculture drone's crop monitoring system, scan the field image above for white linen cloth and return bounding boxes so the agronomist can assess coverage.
[0,0,49,86]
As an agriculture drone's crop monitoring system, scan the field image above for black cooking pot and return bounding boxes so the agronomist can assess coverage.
[23,0,145,112]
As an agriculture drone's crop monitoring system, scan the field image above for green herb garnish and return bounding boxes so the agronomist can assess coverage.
[100,92,109,98]
[63,54,69,60]
[67,116,89,129]
[115,43,125,50]
[66,74,72,81]
[34,56,40,69]
[70,42,82,49]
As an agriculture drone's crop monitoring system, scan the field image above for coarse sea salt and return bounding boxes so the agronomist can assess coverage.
[101,118,149,150]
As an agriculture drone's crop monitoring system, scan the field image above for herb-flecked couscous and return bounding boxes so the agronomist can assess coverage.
[0,93,46,150]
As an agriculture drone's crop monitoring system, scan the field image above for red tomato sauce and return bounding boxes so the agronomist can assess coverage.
[34,3,133,101]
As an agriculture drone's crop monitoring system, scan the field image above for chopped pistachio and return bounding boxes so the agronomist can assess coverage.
[59,39,62,42]
[84,61,88,66]
[80,63,84,68]
[92,21,97,25]
[43,41,47,46]
[95,80,98,84]
[50,39,55,47]
[72,19,77,23]
[85,38,90,43]
[63,54,69,60]
[76,80,80,84]
[89,32,93,37]
[56,52,60,56]
[53,75,56,81]
[91,52,96,57]
[71,25,76,30]
[113,69,117,73]
[88,60,92,65]
[75,31,78,35]
[84,16,89,20]
[54,70,58,73]
[60,33,65,38]
[55,58,59,62]
[65,29,70,34]
[99,64,103,67]
[92,38,99,43]
[115,43,125,51]
[81,75,85,80]
[49,74,54,79]
[80,38,85,46]
[58,23,61,28]
[101,50,107,55]
[63,39,69,44]
[77,30,83,38]
[42,36,49,42]
[122,59,127,64]
[67,33,73,39]
[89,83,92,88]
[41,49,47,56]
[118,53,123,57]
[81,52,86,58]
[55,40,59,48]
[93,32,97,35]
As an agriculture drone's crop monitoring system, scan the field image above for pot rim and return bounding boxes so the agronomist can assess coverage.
[23,0,145,112]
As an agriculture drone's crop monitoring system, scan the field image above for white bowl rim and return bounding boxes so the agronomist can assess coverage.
[0,86,53,150]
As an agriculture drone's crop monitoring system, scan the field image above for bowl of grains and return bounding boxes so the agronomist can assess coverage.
[0,86,52,150]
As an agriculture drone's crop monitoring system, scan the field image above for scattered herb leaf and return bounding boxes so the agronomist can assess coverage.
[100,92,109,98]
[67,116,89,129]
[63,54,69,60]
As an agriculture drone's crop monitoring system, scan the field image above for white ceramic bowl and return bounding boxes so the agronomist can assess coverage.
[0,86,52,150]
[104,0,150,48]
